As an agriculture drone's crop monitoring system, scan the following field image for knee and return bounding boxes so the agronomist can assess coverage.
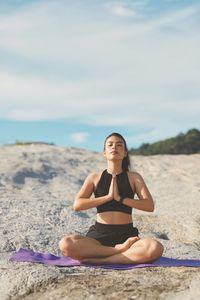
[58,236,69,254]
[148,238,164,259]
[59,235,75,256]
[141,238,164,260]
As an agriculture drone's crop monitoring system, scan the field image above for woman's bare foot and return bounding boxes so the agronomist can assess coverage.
[115,236,140,252]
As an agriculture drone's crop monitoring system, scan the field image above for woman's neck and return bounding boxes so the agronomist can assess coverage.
[106,161,123,175]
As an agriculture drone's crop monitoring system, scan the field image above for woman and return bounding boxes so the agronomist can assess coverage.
[59,133,164,264]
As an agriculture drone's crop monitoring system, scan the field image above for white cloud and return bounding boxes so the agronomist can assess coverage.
[69,132,89,144]
[0,0,199,138]
[5,109,60,121]
[107,3,135,17]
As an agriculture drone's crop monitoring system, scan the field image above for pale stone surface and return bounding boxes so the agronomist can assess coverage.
[0,145,199,299]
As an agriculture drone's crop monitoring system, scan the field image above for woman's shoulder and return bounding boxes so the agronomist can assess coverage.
[127,171,144,181]
[86,171,103,183]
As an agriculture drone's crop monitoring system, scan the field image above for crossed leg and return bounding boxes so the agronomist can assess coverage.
[81,237,164,264]
[59,234,164,264]
[59,234,139,260]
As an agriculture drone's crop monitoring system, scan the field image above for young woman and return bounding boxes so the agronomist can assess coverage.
[59,133,164,264]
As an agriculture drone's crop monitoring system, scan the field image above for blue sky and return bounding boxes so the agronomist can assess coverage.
[0,0,200,151]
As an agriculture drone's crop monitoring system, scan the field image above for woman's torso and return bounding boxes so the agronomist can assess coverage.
[93,170,135,225]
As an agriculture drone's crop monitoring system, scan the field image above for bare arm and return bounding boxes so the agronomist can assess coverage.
[117,172,155,212]
[73,173,113,211]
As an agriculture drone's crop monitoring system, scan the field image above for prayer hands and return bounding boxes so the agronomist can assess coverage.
[108,174,120,201]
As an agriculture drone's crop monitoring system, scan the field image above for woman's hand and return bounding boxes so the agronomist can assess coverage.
[107,176,114,200]
[107,174,120,201]
[112,174,120,202]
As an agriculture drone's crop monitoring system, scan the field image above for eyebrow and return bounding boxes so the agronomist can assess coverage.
[107,141,123,144]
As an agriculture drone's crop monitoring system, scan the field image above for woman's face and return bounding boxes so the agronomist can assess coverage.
[104,135,127,160]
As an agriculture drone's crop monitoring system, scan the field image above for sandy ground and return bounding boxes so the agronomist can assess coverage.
[0,144,200,299]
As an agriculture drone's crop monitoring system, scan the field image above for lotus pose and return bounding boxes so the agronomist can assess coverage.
[59,133,164,264]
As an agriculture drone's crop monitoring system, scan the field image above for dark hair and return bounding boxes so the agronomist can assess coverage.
[104,132,131,172]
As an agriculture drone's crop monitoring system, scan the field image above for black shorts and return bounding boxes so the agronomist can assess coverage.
[86,222,139,247]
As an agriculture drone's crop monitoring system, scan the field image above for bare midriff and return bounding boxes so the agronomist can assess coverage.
[96,211,133,225]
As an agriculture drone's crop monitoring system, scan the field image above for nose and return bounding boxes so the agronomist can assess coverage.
[112,143,117,149]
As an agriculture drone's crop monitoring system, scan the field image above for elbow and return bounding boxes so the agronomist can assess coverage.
[148,201,155,212]
[140,198,154,212]
[73,205,79,212]
[73,199,81,212]
[148,207,154,212]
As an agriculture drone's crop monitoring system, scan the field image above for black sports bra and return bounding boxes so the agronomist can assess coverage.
[94,169,135,215]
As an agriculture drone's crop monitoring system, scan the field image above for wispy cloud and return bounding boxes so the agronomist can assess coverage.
[106,3,136,17]
[0,0,200,145]
[69,132,89,144]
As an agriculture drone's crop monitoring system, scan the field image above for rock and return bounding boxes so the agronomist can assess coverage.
[0,145,199,299]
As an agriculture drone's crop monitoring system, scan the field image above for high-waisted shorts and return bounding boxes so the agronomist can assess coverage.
[86,222,139,247]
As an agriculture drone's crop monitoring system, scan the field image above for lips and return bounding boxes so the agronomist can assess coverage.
[110,151,118,154]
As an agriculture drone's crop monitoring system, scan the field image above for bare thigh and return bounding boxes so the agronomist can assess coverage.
[67,234,102,245]
[59,234,121,260]
[128,237,164,262]
[59,234,102,250]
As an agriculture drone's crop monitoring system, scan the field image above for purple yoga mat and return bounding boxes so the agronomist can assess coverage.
[10,248,200,270]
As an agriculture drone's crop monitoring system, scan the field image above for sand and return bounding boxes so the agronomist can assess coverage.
[0,144,199,299]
